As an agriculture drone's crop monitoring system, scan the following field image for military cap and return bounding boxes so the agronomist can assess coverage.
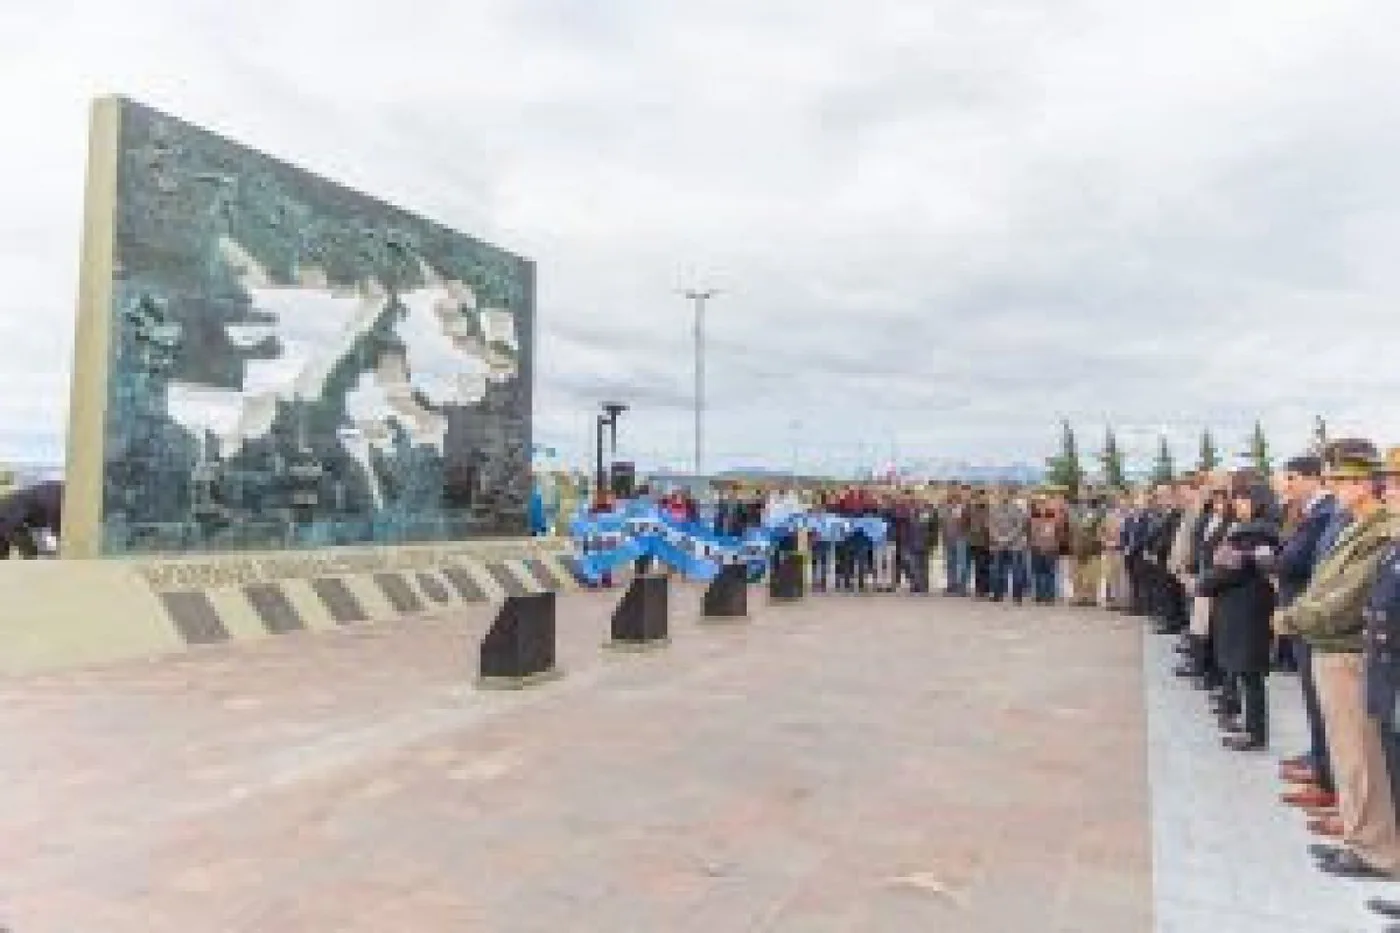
[1323,437,1380,479]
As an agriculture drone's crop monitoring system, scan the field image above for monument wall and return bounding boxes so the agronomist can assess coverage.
[65,97,534,557]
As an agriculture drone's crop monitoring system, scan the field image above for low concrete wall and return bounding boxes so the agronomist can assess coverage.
[0,538,579,676]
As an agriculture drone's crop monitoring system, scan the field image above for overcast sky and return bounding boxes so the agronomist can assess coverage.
[3,0,1398,475]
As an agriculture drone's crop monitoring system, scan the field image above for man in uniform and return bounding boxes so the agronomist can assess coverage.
[1351,448,1400,921]
[1275,439,1400,880]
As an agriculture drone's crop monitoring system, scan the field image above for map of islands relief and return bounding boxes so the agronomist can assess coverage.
[99,99,533,555]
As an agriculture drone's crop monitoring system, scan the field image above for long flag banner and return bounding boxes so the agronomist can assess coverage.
[568,501,889,584]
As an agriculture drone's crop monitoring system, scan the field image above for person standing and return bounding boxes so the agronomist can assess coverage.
[1100,494,1129,609]
[1069,494,1105,608]
[939,488,971,595]
[1165,477,1205,635]
[1028,496,1061,603]
[1177,483,1232,685]
[1274,438,1400,881]
[1122,491,1150,615]
[896,495,936,593]
[1354,449,1400,922]
[1045,487,1076,602]
[1272,454,1343,820]
[1197,472,1281,752]
[989,488,1030,603]
[967,488,993,598]
[810,492,835,592]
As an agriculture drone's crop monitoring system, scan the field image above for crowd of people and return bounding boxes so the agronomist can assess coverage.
[578,440,1400,914]
[1101,438,1400,919]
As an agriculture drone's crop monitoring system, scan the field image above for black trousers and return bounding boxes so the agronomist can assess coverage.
[1125,553,1147,613]
[1381,717,1400,818]
[834,540,854,589]
[1220,671,1268,742]
[968,546,992,596]
[896,549,929,592]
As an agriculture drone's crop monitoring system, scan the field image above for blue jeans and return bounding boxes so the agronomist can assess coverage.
[991,549,1028,600]
[944,539,969,592]
[1029,552,1057,601]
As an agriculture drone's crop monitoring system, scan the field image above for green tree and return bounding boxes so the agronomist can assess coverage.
[1045,419,1085,498]
[1247,420,1272,474]
[1098,425,1127,491]
[1151,434,1175,485]
[1197,428,1220,473]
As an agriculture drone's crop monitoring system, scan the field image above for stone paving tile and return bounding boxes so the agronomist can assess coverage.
[1,588,1151,932]
[1143,630,1393,932]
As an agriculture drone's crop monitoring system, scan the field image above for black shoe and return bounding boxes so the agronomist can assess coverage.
[1310,843,1347,862]
[1317,850,1393,880]
[1222,734,1266,752]
[1370,899,1400,920]
[1217,714,1243,733]
[1209,700,1239,717]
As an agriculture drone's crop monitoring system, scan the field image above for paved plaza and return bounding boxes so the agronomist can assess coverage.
[0,584,1392,931]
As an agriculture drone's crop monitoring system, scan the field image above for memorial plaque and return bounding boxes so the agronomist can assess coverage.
[701,563,749,621]
[608,573,669,649]
[65,96,534,558]
[477,591,560,688]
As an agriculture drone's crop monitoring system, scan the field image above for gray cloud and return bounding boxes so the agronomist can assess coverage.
[2,0,1398,474]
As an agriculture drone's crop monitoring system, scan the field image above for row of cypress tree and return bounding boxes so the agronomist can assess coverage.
[1043,417,1332,498]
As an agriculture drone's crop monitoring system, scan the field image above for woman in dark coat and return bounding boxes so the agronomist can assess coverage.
[1176,484,1231,684]
[1196,474,1281,751]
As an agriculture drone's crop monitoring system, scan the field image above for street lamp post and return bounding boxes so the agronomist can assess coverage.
[680,288,719,480]
[595,402,628,499]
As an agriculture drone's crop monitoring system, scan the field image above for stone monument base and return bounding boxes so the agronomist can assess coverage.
[0,538,577,676]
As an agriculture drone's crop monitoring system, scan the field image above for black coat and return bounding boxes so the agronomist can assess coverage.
[1198,520,1280,674]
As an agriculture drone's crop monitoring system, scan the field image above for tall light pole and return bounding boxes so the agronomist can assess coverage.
[679,288,719,479]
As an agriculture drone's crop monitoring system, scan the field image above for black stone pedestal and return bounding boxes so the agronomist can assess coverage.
[769,552,806,602]
[477,591,562,689]
[701,563,749,621]
[606,573,669,650]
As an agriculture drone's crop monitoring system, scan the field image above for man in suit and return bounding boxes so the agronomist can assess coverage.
[1146,484,1185,630]
[1273,455,1342,816]
[1123,490,1155,616]
[1164,476,1204,635]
